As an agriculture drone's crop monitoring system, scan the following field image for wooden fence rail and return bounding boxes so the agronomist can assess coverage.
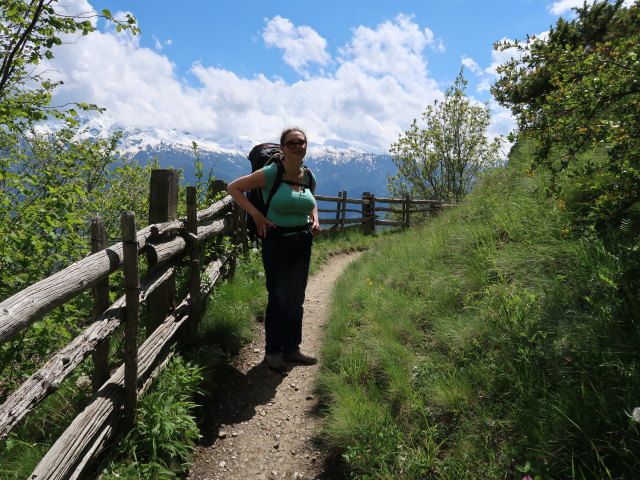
[0,170,242,479]
[0,173,447,479]
[315,191,454,232]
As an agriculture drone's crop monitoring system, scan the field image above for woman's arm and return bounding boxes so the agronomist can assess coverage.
[310,202,321,236]
[227,170,275,238]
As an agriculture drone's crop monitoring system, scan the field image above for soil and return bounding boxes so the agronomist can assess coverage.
[187,251,362,480]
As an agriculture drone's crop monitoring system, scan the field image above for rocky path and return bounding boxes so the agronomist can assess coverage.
[188,252,362,480]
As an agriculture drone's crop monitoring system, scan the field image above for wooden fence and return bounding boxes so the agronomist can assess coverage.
[316,191,453,233]
[0,171,447,479]
[0,170,246,479]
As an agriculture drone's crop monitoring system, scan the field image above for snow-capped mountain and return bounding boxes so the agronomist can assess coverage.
[76,118,396,197]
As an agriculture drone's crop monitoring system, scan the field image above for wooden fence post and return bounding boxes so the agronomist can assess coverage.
[186,187,201,338]
[90,217,110,393]
[362,192,372,235]
[239,200,248,255]
[121,211,140,429]
[334,191,342,228]
[232,202,243,269]
[369,193,377,233]
[147,169,179,335]
[340,191,348,229]
[404,194,411,228]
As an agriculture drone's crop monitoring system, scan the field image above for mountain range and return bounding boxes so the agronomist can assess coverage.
[78,118,396,197]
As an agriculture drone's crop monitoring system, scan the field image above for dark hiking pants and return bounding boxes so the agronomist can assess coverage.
[261,230,312,355]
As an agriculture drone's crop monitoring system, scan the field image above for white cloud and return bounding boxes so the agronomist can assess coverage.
[53,0,97,26]
[548,0,635,15]
[548,0,587,15]
[461,55,481,75]
[46,10,509,153]
[152,36,172,51]
[262,16,330,75]
[338,14,437,90]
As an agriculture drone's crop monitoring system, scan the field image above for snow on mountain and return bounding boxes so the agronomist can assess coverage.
[74,118,395,196]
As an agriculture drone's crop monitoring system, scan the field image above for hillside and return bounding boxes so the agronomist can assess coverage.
[316,141,640,479]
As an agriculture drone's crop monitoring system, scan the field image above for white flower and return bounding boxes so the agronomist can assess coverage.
[632,407,640,423]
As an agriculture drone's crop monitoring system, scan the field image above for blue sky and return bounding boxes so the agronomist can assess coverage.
[47,0,602,152]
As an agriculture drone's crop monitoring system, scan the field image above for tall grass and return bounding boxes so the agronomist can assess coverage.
[318,143,640,479]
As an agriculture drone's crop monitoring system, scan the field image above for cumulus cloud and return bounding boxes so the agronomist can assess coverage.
[45,8,504,152]
[338,14,437,89]
[262,16,331,75]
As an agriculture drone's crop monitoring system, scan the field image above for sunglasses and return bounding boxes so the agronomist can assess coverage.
[283,139,307,147]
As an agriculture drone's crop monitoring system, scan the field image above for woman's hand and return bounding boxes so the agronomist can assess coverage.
[252,213,276,238]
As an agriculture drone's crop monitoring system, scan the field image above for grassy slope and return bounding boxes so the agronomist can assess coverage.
[318,142,640,480]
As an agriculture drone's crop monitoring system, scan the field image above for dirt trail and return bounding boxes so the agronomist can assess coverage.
[188,251,362,480]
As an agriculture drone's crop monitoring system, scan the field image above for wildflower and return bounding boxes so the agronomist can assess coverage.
[522,476,533,480]
[631,407,640,423]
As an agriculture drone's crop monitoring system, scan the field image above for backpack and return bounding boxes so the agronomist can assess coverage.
[245,143,316,237]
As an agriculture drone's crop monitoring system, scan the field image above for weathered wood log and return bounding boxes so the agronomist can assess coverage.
[0,225,158,346]
[90,217,110,392]
[186,187,201,337]
[0,263,177,440]
[0,198,235,347]
[202,255,230,296]
[334,191,343,226]
[315,194,369,205]
[144,217,230,266]
[404,194,410,228]
[29,298,192,480]
[196,195,234,222]
[29,253,230,480]
[147,170,179,334]
[121,211,140,429]
[374,206,405,213]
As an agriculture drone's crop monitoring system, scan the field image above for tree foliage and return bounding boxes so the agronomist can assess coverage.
[0,2,145,392]
[492,0,640,238]
[388,70,504,202]
[0,0,138,131]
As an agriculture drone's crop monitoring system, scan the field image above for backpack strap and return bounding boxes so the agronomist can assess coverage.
[283,167,316,192]
[305,167,316,195]
[263,160,285,216]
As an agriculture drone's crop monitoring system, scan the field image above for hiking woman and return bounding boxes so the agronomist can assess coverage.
[227,127,320,373]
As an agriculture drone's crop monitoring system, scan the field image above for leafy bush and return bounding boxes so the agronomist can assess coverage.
[102,355,203,479]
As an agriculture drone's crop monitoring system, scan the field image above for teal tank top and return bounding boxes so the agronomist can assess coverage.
[261,163,316,227]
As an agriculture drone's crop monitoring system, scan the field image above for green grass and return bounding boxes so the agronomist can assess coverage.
[318,143,640,479]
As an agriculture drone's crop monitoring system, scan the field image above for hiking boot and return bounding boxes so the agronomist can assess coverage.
[283,349,318,365]
[265,353,286,373]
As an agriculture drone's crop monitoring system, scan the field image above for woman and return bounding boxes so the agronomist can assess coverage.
[227,127,320,373]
